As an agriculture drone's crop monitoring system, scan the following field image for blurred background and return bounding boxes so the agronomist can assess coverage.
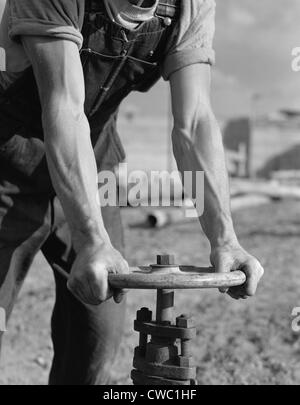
[119,0,300,176]
[0,0,300,385]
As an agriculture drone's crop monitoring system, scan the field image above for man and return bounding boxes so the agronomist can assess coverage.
[0,0,264,385]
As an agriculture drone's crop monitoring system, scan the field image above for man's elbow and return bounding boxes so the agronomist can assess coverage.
[173,102,216,141]
[42,94,85,127]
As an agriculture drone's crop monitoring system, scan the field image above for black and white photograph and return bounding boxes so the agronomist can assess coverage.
[0,0,299,388]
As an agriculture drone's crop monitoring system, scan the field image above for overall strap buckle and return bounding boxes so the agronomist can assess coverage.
[155,0,180,20]
[85,0,105,13]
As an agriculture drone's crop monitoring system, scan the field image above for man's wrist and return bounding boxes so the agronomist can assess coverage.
[205,218,239,250]
[210,235,239,251]
[72,220,111,252]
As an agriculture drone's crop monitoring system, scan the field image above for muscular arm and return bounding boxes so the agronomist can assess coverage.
[22,37,128,305]
[23,37,109,251]
[170,64,264,299]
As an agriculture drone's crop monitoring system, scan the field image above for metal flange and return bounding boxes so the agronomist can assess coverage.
[134,320,196,340]
[131,369,194,386]
[133,355,196,381]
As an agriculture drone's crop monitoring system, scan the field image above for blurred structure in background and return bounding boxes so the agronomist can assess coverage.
[223,118,251,178]
[224,110,300,179]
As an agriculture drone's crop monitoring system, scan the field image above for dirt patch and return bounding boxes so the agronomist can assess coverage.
[0,201,300,385]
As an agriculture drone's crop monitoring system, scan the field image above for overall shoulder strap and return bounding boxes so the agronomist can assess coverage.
[84,0,91,12]
[156,0,180,20]
[85,0,180,20]
[85,0,105,13]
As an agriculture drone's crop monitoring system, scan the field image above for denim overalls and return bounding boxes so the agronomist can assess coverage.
[0,0,180,385]
[0,0,180,185]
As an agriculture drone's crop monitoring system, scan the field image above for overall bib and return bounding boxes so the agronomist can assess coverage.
[0,0,180,384]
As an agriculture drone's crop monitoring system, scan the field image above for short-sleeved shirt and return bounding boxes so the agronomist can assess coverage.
[0,0,215,88]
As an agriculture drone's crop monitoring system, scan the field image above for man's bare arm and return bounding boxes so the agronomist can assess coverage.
[22,37,128,305]
[170,64,264,299]
[23,37,107,249]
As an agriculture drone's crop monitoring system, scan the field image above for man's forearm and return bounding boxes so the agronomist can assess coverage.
[170,65,264,297]
[43,101,110,252]
[173,109,238,249]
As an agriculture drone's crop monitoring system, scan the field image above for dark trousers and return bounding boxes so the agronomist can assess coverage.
[0,174,126,385]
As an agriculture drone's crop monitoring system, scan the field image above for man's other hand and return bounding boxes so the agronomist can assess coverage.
[211,243,264,300]
[68,242,129,305]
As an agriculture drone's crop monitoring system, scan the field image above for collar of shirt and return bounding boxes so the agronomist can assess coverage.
[104,0,159,30]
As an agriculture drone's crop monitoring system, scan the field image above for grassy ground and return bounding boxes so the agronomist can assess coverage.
[0,200,300,385]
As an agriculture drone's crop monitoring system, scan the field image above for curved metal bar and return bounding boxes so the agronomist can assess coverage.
[53,264,246,290]
[108,266,246,290]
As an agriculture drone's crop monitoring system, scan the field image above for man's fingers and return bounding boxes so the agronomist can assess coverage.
[91,260,129,304]
[227,287,242,300]
[122,260,130,274]
[67,279,102,305]
[227,259,264,299]
[93,269,114,302]
[212,247,264,300]
[242,259,264,297]
[68,245,130,306]
[109,259,130,303]
[113,292,123,304]
[214,257,233,294]
[113,288,128,304]
[109,258,130,303]
[86,259,129,304]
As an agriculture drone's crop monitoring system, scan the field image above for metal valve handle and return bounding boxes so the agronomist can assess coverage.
[53,254,246,386]
[54,261,246,290]
[108,266,246,290]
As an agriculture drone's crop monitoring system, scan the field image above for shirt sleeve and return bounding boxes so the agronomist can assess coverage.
[162,0,216,80]
[8,0,84,49]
